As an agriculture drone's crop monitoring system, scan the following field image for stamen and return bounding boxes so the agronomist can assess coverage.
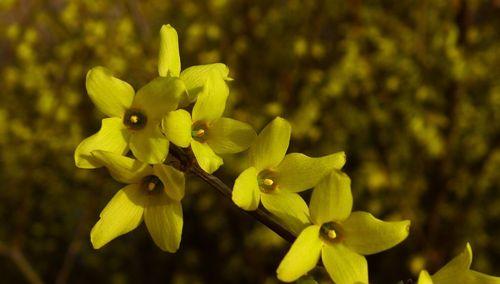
[327,229,337,239]
[263,178,274,186]
[320,222,343,243]
[195,129,205,137]
[147,182,156,191]
[124,109,147,130]
[141,175,163,194]
[130,115,139,124]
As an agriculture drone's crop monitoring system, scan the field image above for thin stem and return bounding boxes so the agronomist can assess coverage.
[0,241,44,284]
[168,144,296,243]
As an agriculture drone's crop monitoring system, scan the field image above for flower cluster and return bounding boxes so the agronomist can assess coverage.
[74,25,500,284]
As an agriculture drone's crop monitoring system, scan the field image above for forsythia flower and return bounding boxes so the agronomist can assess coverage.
[162,75,256,174]
[158,24,231,106]
[89,150,185,252]
[417,243,500,284]
[232,117,345,233]
[74,70,185,167]
[277,170,411,283]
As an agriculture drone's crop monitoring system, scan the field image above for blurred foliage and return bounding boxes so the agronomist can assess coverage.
[0,0,499,283]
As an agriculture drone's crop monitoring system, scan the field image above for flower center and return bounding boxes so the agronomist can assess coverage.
[192,121,209,142]
[141,175,163,194]
[124,109,147,130]
[320,222,344,244]
[258,169,278,193]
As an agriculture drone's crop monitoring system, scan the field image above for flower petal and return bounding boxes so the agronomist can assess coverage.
[179,63,230,105]
[90,184,146,249]
[261,191,310,235]
[74,117,130,169]
[276,152,346,193]
[310,170,352,224]
[191,140,223,174]
[158,24,181,77]
[432,243,472,283]
[322,244,368,284]
[85,67,134,118]
[162,109,193,147]
[91,150,152,184]
[418,270,434,284]
[469,271,500,283]
[153,164,185,201]
[129,124,169,164]
[191,74,229,123]
[276,225,323,282]
[144,193,183,252]
[342,211,410,255]
[232,167,261,211]
[133,76,185,120]
[248,117,291,171]
[206,117,257,154]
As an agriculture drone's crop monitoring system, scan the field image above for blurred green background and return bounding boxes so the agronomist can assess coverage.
[1,0,499,283]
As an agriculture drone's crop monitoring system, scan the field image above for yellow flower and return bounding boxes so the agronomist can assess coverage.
[89,150,185,252]
[232,117,345,234]
[162,75,256,174]
[277,170,411,283]
[417,243,500,284]
[74,70,185,167]
[158,24,231,106]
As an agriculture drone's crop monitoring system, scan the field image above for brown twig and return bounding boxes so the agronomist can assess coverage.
[168,144,296,243]
[0,241,44,284]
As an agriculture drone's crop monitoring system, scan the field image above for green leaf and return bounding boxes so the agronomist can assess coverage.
[179,63,230,105]
[86,66,135,118]
[342,211,410,255]
[191,140,223,174]
[162,109,192,147]
[248,117,291,171]
[191,74,229,123]
[232,167,260,211]
[133,76,185,121]
[206,117,257,154]
[74,117,130,169]
[261,191,310,234]
[276,225,323,282]
[310,170,352,225]
[153,164,185,201]
[129,124,170,164]
[322,244,368,284]
[276,152,346,193]
[90,184,146,249]
[144,193,183,252]
[91,150,152,184]
[158,24,181,77]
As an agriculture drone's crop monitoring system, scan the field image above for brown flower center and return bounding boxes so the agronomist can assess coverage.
[124,109,147,130]
[258,169,278,193]
[141,175,163,194]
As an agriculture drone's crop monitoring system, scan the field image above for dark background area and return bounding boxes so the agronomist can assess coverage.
[0,0,499,283]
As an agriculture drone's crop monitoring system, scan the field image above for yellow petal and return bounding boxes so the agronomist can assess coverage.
[74,117,130,169]
[432,243,472,283]
[248,117,291,171]
[153,164,185,201]
[277,225,323,282]
[179,63,230,105]
[129,124,170,164]
[191,140,223,174]
[162,109,192,147]
[133,76,185,121]
[261,192,310,235]
[86,67,134,118]
[144,193,183,252]
[192,74,229,123]
[342,211,410,255]
[206,117,257,154]
[310,170,352,224]
[322,244,368,284]
[91,150,152,184]
[90,184,146,249]
[232,167,260,211]
[158,24,181,77]
[276,152,346,193]
[418,270,434,284]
